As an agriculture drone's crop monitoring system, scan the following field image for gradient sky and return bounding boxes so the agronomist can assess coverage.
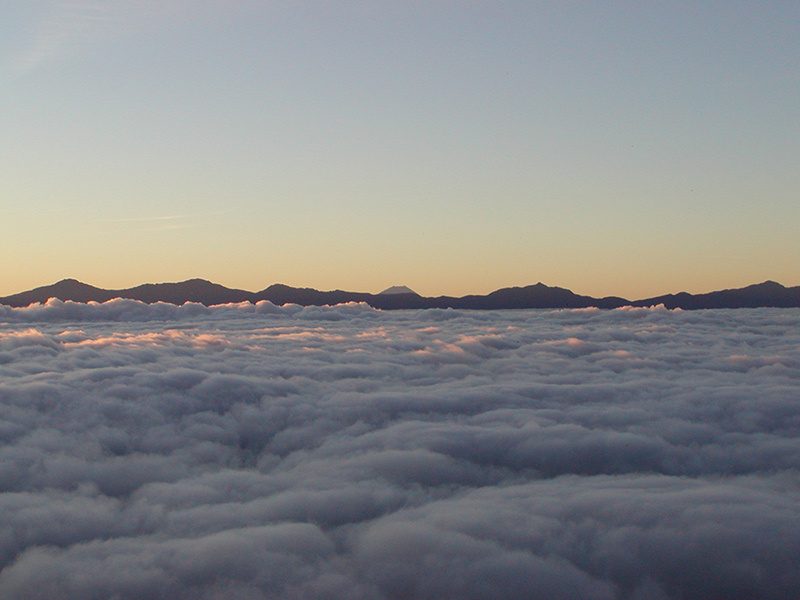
[2,1,798,299]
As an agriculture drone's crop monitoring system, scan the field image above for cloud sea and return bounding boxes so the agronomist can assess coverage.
[1,300,799,599]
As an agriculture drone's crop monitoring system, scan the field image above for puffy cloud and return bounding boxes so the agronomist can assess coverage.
[1,302,799,598]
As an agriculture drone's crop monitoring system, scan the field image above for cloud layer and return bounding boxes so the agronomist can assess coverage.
[1,302,799,598]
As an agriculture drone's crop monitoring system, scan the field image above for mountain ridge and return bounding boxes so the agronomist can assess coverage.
[1,279,799,310]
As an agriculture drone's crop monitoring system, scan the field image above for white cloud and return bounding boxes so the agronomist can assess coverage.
[1,304,799,598]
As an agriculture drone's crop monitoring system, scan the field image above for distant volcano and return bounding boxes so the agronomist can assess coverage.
[378,285,418,295]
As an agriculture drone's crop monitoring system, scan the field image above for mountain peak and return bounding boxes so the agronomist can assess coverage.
[750,280,784,290]
[379,285,418,295]
[53,278,98,289]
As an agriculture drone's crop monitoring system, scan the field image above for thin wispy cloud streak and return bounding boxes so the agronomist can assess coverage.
[11,0,222,73]
[1,303,799,598]
[103,215,185,222]
[12,1,115,72]
[93,211,229,233]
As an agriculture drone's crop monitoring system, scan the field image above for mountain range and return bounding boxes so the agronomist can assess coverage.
[2,279,800,310]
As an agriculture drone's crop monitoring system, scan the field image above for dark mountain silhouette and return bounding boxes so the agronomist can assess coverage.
[0,278,250,307]
[1,279,798,310]
[452,283,628,310]
[255,283,373,307]
[0,279,116,306]
[632,280,800,309]
[121,279,251,305]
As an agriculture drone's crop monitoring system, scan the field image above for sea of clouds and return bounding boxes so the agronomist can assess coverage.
[1,298,799,599]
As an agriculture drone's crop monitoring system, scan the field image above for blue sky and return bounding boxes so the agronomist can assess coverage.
[2,1,798,299]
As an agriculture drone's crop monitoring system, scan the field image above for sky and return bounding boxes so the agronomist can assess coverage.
[2,1,798,299]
